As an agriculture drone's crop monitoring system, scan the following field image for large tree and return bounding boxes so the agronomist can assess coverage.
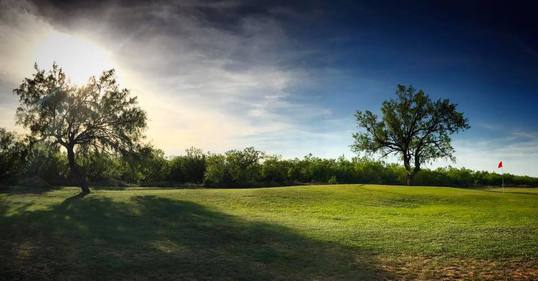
[352,85,470,185]
[13,64,147,194]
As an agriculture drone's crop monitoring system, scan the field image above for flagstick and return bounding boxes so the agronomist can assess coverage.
[501,166,504,192]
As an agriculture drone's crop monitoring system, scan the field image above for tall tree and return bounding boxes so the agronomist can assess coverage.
[352,85,470,185]
[13,64,147,194]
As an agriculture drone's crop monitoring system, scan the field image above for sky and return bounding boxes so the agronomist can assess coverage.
[0,0,537,176]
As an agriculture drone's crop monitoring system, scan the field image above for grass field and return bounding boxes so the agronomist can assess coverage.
[1,185,537,280]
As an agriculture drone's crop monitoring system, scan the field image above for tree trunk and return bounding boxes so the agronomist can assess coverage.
[403,157,413,186]
[66,144,90,194]
[406,173,413,186]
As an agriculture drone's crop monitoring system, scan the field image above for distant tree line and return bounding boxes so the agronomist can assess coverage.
[1,131,536,188]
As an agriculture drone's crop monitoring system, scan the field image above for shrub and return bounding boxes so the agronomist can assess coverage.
[23,143,69,185]
[261,155,291,184]
[204,153,230,185]
[169,147,206,183]
[0,129,32,183]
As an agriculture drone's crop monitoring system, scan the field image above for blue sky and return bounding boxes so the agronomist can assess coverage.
[0,0,537,176]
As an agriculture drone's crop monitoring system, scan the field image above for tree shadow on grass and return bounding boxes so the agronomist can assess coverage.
[0,195,394,281]
[0,185,60,195]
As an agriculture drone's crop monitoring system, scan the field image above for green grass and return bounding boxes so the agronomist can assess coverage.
[1,185,537,280]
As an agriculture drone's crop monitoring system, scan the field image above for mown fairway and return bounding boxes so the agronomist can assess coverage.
[1,185,537,280]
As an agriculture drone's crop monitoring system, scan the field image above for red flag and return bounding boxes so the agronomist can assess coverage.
[498,161,503,168]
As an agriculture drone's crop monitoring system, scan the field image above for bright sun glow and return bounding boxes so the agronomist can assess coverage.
[33,31,114,85]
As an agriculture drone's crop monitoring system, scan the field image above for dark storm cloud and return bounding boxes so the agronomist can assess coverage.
[26,0,331,75]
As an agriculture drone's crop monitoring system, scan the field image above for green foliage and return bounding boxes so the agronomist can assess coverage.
[121,145,170,184]
[353,85,470,184]
[204,153,229,185]
[261,155,291,184]
[80,151,125,185]
[23,143,69,185]
[0,128,31,183]
[328,175,338,184]
[204,147,264,186]
[169,147,206,183]
[225,147,264,185]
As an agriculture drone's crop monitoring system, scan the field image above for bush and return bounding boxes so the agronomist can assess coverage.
[123,146,170,184]
[204,153,230,185]
[0,129,32,183]
[261,155,291,184]
[328,176,338,184]
[169,147,206,183]
[204,147,263,186]
[81,151,124,185]
[23,143,69,185]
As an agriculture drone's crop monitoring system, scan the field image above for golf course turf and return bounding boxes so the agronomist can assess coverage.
[1,184,537,280]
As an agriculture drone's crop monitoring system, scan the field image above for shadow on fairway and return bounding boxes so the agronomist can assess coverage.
[0,185,60,195]
[0,195,393,280]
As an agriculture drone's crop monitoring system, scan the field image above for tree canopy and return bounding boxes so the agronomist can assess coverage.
[13,63,147,193]
[352,84,470,185]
